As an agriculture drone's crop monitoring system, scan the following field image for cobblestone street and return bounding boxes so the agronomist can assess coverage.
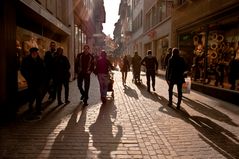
[1,71,239,159]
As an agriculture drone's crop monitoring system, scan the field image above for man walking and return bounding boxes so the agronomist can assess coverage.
[53,47,71,105]
[44,41,57,101]
[131,51,142,83]
[75,44,94,106]
[20,47,46,119]
[141,50,158,92]
[166,48,186,110]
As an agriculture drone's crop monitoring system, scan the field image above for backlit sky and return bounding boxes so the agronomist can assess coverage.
[103,0,120,38]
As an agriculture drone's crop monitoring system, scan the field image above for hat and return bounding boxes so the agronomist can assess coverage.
[29,47,39,53]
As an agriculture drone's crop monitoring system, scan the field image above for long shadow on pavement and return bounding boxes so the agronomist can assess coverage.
[135,83,162,101]
[123,85,139,99]
[179,110,239,158]
[155,92,239,158]
[174,93,238,127]
[48,104,90,158]
[89,101,123,159]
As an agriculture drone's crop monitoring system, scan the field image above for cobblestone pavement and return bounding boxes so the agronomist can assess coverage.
[1,71,239,159]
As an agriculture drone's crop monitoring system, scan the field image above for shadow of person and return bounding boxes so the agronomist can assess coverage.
[175,93,238,126]
[89,101,123,159]
[135,83,158,100]
[180,111,239,158]
[48,104,90,158]
[123,85,139,99]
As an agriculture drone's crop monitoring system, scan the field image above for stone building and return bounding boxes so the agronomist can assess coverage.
[0,0,105,121]
[172,0,239,89]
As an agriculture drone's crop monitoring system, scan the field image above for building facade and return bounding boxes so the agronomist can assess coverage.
[0,0,105,120]
[172,0,239,92]
[116,0,173,69]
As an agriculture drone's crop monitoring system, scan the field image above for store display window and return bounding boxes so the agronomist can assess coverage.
[183,24,239,91]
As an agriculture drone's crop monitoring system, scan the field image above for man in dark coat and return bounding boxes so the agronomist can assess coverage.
[44,41,57,101]
[229,55,239,90]
[166,48,186,109]
[53,47,71,105]
[164,48,172,69]
[141,50,158,92]
[20,47,46,116]
[75,44,95,106]
[131,51,142,83]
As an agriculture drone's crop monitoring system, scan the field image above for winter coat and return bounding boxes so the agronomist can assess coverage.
[141,55,158,72]
[20,55,46,87]
[53,54,71,81]
[75,52,94,74]
[166,54,186,84]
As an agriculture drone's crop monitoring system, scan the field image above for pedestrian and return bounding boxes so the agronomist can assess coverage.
[164,47,172,69]
[44,41,57,101]
[120,55,130,85]
[95,50,114,103]
[53,47,71,105]
[75,44,95,106]
[131,51,142,83]
[141,50,158,92]
[166,48,186,110]
[228,52,239,90]
[20,47,46,118]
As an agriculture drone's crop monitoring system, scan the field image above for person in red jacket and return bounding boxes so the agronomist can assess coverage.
[95,50,114,103]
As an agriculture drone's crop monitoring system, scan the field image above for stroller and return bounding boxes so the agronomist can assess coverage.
[107,70,114,98]
[132,66,142,84]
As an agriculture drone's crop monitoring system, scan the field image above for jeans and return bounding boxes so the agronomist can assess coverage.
[97,73,109,97]
[77,73,91,102]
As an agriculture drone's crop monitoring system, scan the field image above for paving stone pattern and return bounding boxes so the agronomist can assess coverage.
[0,71,239,159]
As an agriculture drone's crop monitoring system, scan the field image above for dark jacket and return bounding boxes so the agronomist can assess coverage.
[166,54,186,84]
[20,55,46,87]
[229,59,239,83]
[75,52,94,74]
[44,50,56,76]
[132,55,142,70]
[120,57,130,72]
[53,54,71,81]
[141,55,158,72]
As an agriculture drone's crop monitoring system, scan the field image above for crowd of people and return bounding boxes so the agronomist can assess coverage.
[21,42,71,120]
[25,41,232,120]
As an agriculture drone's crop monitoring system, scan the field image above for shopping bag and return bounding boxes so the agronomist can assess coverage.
[182,77,191,94]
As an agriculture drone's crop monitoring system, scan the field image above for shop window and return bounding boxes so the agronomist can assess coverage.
[187,28,239,91]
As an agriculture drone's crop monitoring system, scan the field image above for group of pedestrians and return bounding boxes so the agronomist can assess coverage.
[74,45,115,105]
[20,42,71,119]
[120,48,186,110]
[21,42,186,121]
